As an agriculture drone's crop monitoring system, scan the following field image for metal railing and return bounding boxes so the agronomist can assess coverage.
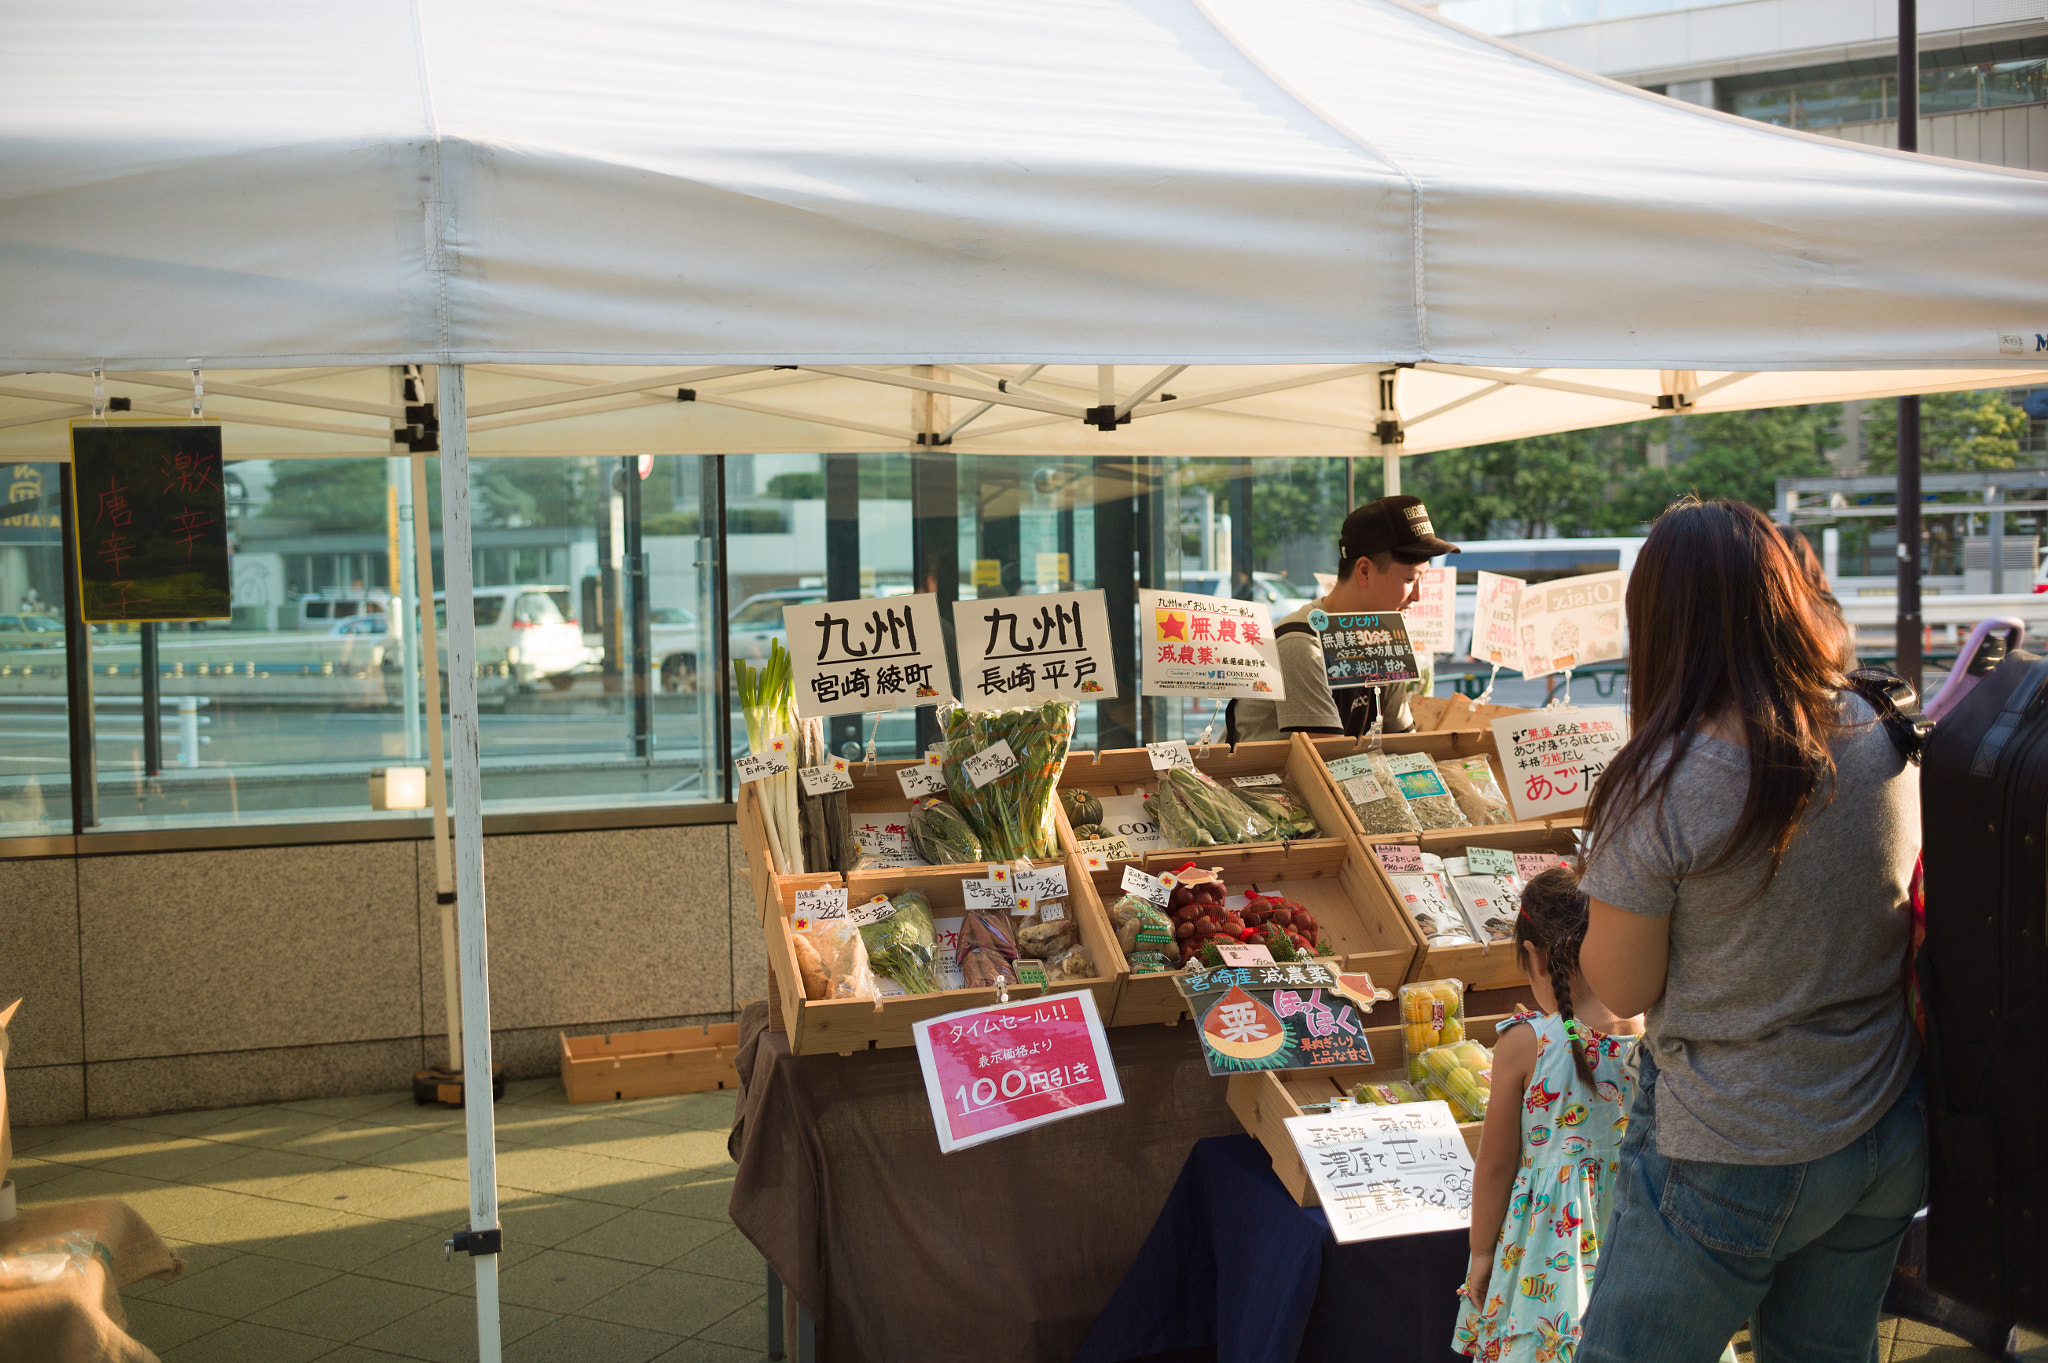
[0,695,212,768]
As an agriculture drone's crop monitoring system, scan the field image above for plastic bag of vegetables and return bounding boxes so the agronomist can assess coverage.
[907,797,982,866]
[791,915,880,1002]
[940,701,1076,860]
[857,890,942,995]
[1144,767,1275,847]
[1232,783,1321,840]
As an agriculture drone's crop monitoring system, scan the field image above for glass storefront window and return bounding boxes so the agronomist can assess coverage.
[0,460,70,837]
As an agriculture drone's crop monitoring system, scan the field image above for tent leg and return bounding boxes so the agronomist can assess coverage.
[1381,446,1400,497]
[436,364,504,1363]
[410,441,461,1071]
[1896,394,1923,692]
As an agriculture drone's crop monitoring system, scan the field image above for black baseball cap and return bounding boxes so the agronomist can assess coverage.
[1340,495,1460,562]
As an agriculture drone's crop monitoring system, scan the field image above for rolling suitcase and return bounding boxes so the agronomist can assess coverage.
[1919,649,2048,1328]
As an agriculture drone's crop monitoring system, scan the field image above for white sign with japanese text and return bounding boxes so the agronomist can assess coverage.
[913,991,1123,1153]
[1471,572,1525,672]
[1137,590,1285,700]
[1514,571,1626,681]
[786,593,954,719]
[1404,566,1454,657]
[953,590,1117,709]
[1491,706,1630,820]
[1285,1102,1475,1243]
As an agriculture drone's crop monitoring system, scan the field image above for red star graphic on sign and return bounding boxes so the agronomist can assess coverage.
[1156,610,1188,641]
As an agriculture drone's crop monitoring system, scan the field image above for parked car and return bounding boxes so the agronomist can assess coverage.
[433,585,583,688]
[648,606,701,693]
[727,585,917,672]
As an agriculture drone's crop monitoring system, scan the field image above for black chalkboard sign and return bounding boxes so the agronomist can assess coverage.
[69,424,230,622]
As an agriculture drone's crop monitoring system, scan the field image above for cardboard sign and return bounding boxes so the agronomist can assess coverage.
[953,590,1117,708]
[736,743,792,785]
[912,991,1123,1153]
[1471,572,1526,672]
[1308,610,1418,689]
[1285,1102,1475,1243]
[1174,962,1379,1075]
[1492,706,1629,819]
[70,423,230,622]
[798,758,855,796]
[1137,590,1286,701]
[1515,571,1626,681]
[1372,844,1423,875]
[1095,794,1165,852]
[1404,566,1454,657]
[897,764,947,799]
[1146,740,1195,772]
[786,593,953,718]
[963,740,1020,788]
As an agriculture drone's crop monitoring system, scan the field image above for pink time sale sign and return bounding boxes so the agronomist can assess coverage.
[911,990,1123,1153]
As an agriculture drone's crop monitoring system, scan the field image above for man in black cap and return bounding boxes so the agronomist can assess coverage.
[1230,494,1459,742]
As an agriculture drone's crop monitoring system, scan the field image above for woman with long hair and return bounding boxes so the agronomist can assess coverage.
[1576,498,1923,1363]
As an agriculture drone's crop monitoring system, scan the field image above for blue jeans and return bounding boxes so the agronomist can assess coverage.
[1579,1051,1926,1363]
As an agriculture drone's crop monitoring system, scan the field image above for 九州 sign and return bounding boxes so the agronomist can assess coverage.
[785,593,954,719]
[953,589,1117,708]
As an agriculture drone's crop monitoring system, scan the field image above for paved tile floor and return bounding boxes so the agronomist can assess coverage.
[11,1079,764,1363]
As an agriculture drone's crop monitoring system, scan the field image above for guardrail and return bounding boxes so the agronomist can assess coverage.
[0,695,212,768]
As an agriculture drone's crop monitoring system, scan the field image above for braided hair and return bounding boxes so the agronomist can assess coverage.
[1514,867,1595,1088]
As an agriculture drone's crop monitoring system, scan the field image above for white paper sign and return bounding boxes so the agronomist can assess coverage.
[850,894,899,927]
[1015,865,1069,901]
[897,764,947,799]
[1285,1103,1475,1243]
[1146,740,1195,772]
[963,740,1019,788]
[1137,590,1286,700]
[798,758,855,796]
[791,886,848,928]
[1095,794,1166,852]
[962,877,1016,914]
[786,593,955,719]
[1214,942,1276,968]
[1472,572,1525,671]
[1121,865,1170,907]
[850,817,922,868]
[1405,566,1454,657]
[1515,571,1626,681]
[1075,836,1137,869]
[1232,773,1284,788]
[1343,774,1385,805]
[1491,706,1629,820]
[953,589,1118,708]
[736,746,792,785]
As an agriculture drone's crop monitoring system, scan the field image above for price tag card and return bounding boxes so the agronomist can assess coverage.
[791,886,849,924]
[850,894,898,927]
[1075,837,1136,870]
[1285,1103,1475,1243]
[1309,609,1418,689]
[1232,773,1285,788]
[799,758,855,796]
[1343,774,1385,805]
[1146,740,1195,772]
[953,589,1118,707]
[897,763,948,799]
[1121,865,1171,908]
[913,991,1124,1152]
[963,740,1019,789]
[1515,852,1573,881]
[850,820,922,867]
[736,745,792,785]
[1491,706,1629,819]
[962,877,1016,914]
[1015,865,1069,901]
[1137,589,1287,701]
[1372,844,1423,875]
[786,592,955,718]
[1467,845,1516,876]
[1214,942,1275,968]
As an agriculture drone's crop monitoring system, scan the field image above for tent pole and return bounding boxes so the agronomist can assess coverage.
[1895,0,1922,692]
[1377,368,1403,497]
[409,440,461,1072]
[436,365,504,1363]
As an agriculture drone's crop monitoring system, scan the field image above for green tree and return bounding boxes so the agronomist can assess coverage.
[1614,404,1838,526]
[1408,426,1646,539]
[1863,389,2029,472]
[255,460,389,532]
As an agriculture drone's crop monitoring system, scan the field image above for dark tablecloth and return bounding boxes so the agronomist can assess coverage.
[726,1002,1244,1363]
[1076,1135,1469,1363]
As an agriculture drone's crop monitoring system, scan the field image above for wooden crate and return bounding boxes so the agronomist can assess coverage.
[737,779,841,928]
[764,860,1124,1055]
[1077,830,1420,1028]
[559,1023,742,1104]
[1295,729,1517,846]
[1226,1012,1512,1206]
[1359,822,1583,989]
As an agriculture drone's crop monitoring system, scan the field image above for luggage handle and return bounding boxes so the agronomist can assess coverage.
[1967,657,2048,778]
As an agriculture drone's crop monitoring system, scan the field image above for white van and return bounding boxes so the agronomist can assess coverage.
[433,585,584,687]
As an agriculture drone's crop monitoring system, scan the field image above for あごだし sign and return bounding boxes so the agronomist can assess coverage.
[785,593,954,718]
[1172,962,1380,1076]
[1308,610,1418,689]
[1137,590,1287,700]
[1514,570,1626,680]
[1285,1102,1475,1243]
[1491,706,1629,820]
[911,990,1122,1152]
[952,589,1117,708]
[70,424,230,622]
[1402,567,1455,657]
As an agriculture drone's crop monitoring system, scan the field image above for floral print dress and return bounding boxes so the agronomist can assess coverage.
[1453,1012,1637,1363]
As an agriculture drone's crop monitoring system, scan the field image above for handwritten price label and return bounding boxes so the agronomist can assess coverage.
[1466,845,1516,876]
[963,740,1019,789]
[850,894,898,927]
[1232,773,1285,788]
[1491,707,1628,819]
[1076,836,1136,870]
[897,764,947,798]
[962,877,1016,914]
[1515,852,1572,882]
[1372,844,1423,875]
[1146,740,1195,772]
[1344,774,1385,805]
[798,759,855,796]
[792,886,849,922]
[736,748,792,784]
[1214,942,1275,967]
[1015,865,1069,900]
[1121,865,1171,907]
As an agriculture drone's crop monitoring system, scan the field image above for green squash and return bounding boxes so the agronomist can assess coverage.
[1060,788,1105,829]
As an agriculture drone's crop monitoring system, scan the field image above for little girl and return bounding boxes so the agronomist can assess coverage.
[1453,867,1643,1363]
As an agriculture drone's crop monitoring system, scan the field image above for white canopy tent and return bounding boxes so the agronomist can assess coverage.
[8,1,2048,1356]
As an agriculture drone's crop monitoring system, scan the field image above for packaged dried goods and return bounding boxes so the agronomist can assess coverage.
[1232,783,1322,840]
[1385,753,1471,831]
[1400,978,1466,1078]
[1388,869,1477,947]
[1416,1038,1493,1121]
[1042,942,1097,979]
[1145,767,1276,847]
[1108,893,1180,965]
[1448,872,1519,946]
[940,702,1076,860]
[1016,916,1080,960]
[857,890,942,995]
[1060,789,1105,829]
[792,914,879,1002]
[907,797,982,867]
[1439,756,1513,826]
[1353,1079,1426,1106]
[1327,751,1420,835]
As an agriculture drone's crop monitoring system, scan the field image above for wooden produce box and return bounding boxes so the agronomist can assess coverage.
[1360,821,1583,990]
[1227,1012,1512,1206]
[764,861,1125,1055]
[1076,833,1420,1028]
[737,779,841,929]
[559,1023,742,1104]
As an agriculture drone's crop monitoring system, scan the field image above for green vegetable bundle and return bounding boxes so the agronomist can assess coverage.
[1233,783,1322,840]
[940,701,1075,860]
[907,797,982,866]
[859,890,941,995]
[1145,767,1275,849]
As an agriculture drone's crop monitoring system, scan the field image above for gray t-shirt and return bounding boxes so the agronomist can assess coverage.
[1579,693,1919,1165]
[1231,598,1417,742]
